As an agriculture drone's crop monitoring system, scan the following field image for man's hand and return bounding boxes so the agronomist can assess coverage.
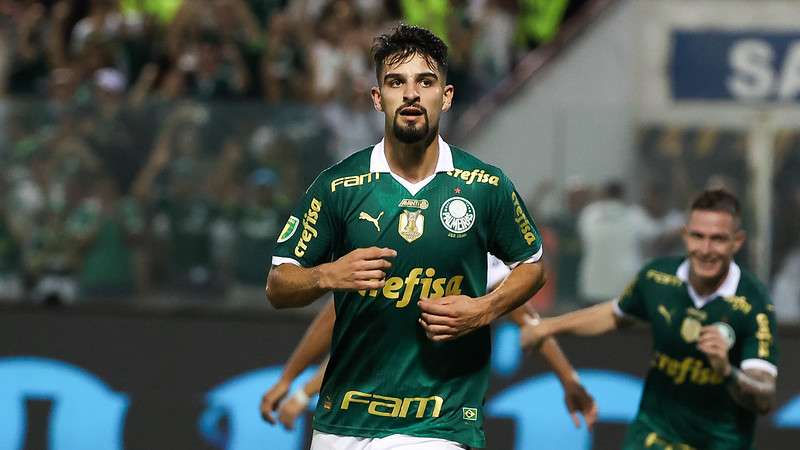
[697,325,732,376]
[519,318,549,350]
[418,295,490,341]
[260,379,290,424]
[277,392,309,430]
[563,381,597,429]
[317,247,396,291]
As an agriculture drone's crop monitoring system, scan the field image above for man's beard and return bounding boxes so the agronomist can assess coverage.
[392,108,430,143]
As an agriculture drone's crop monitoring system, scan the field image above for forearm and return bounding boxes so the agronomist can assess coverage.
[279,301,335,382]
[266,263,331,309]
[542,301,620,337]
[511,306,580,386]
[538,336,581,386]
[480,262,546,324]
[302,357,329,396]
[726,368,776,414]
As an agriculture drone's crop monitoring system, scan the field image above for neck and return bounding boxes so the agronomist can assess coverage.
[383,132,439,183]
[689,265,729,297]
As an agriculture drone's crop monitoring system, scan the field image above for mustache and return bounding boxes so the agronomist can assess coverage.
[396,103,427,114]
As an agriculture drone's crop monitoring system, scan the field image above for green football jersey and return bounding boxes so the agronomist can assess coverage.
[271,139,542,448]
[617,256,779,450]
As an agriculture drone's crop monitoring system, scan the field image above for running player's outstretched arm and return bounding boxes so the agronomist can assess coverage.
[509,306,597,429]
[520,301,633,349]
[260,300,335,424]
[266,246,396,309]
[418,260,546,341]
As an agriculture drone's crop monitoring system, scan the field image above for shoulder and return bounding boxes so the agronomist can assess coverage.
[446,146,509,188]
[735,267,774,311]
[312,147,375,191]
[637,256,685,286]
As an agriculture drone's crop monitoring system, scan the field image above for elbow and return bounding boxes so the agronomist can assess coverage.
[265,271,291,309]
[535,266,548,292]
[264,282,292,309]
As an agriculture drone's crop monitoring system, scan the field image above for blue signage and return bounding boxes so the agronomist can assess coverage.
[671,30,800,102]
[0,357,128,450]
[488,370,643,450]
[200,366,318,450]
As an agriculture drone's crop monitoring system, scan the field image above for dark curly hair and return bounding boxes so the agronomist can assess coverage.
[371,24,448,82]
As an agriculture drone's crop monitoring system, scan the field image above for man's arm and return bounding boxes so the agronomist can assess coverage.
[276,357,329,430]
[260,301,335,424]
[417,261,546,341]
[266,247,396,309]
[509,306,597,428]
[727,368,776,414]
[520,300,632,349]
[697,326,777,414]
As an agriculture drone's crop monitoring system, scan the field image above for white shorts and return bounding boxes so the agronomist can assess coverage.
[310,431,468,450]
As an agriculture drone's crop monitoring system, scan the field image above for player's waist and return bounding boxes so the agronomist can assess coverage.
[317,386,485,426]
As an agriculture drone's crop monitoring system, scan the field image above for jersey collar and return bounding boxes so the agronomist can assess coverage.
[676,258,741,308]
[369,136,454,196]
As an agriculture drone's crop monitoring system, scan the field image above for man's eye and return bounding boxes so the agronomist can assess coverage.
[390,79,402,87]
[421,79,432,87]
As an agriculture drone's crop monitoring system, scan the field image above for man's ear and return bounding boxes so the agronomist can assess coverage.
[441,84,454,112]
[732,229,746,253]
[371,86,383,112]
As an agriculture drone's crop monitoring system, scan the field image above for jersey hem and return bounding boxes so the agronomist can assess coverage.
[272,256,301,267]
[507,247,543,268]
[740,358,778,377]
[612,298,626,317]
[312,422,485,449]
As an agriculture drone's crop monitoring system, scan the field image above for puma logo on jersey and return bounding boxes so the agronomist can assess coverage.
[658,305,672,324]
[359,211,383,232]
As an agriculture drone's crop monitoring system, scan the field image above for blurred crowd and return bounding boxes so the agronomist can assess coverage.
[0,0,587,307]
[0,0,586,105]
[2,1,796,323]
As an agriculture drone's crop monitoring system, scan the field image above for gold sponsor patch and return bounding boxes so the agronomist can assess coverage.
[646,270,683,287]
[511,192,536,245]
[398,199,429,209]
[652,352,725,386]
[341,390,443,419]
[294,198,322,257]
[330,172,380,192]
[446,168,500,186]
[358,267,464,308]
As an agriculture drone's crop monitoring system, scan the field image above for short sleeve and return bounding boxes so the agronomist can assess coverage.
[486,174,543,265]
[271,173,337,268]
[615,271,650,322]
[739,295,779,372]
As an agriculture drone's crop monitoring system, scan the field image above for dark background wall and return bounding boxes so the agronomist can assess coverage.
[0,306,797,450]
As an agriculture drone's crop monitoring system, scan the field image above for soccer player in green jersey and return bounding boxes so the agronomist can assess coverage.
[267,25,548,449]
[521,189,779,450]
[260,255,597,432]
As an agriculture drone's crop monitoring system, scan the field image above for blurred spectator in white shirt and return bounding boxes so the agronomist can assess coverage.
[577,181,659,304]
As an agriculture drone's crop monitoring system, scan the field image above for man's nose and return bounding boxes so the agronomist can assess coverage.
[403,83,420,104]
[700,238,712,254]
